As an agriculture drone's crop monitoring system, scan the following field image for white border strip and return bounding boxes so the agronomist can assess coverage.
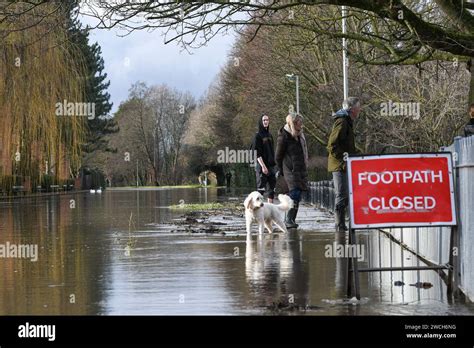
[347,153,457,229]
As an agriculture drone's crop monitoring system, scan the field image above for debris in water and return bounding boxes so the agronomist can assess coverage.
[409,282,433,289]
[162,201,248,235]
[322,297,369,305]
[265,301,321,313]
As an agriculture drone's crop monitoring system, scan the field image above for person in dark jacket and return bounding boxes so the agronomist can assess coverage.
[252,114,277,203]
[327,97,361,232]
[464,103,474,137]
[275,113,308,229]
[225,172,232,188]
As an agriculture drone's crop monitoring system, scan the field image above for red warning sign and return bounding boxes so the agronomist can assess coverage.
[347,153,456,228]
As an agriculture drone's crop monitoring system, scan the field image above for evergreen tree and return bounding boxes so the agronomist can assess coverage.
[64,0,118,156]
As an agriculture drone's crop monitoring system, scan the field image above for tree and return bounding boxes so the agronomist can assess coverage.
[181,21,469,179]
[0,1,86,191]
[106,82,195,186]
[81,1,474,104]
[106,85,150,186]
[0,1,57,39]
[65,0,117,167]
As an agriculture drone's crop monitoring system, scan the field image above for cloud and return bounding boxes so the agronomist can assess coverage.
[83,23,235,114]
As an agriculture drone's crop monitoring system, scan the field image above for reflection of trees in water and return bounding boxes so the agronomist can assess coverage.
[0,196,108,314]
[245,231,308,307]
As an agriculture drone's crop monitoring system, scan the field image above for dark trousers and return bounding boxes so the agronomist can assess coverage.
[256,164,276,200]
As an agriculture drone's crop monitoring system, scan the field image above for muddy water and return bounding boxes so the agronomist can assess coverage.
[0,187,473,315]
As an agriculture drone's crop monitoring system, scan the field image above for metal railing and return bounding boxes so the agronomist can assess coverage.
[308,135,474,301]
[442,136,474,301]
[306,180,335,211]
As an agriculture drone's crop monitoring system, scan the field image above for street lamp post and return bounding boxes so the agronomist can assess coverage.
[342,6,349,99]
[285,73,300,115]
[136,159,139,187]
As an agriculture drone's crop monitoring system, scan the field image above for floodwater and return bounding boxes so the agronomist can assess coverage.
[0,187,473,315]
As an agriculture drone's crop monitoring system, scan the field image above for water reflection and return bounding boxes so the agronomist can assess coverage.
[367,230,447,305]
[245,231,308,308]
[334,231,348,298]
[1,188,473,315]
[0,195,106,315]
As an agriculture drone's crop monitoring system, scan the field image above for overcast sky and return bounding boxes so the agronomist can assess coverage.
[83,23,236,114]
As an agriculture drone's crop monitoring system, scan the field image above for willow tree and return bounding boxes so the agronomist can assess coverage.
[0,2,86,192]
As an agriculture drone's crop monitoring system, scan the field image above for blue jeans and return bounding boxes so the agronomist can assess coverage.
[289,188,302,204]
[332,171,348,211]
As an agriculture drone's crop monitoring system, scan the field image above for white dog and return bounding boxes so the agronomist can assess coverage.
[243,191,293,236]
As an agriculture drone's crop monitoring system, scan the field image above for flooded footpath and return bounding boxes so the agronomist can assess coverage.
[1,187,474,315]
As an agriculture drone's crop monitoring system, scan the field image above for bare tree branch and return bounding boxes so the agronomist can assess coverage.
[79,0,474,61]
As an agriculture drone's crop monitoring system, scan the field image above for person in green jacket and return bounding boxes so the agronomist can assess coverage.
[327,97,361,232]
[464,103,474,137]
